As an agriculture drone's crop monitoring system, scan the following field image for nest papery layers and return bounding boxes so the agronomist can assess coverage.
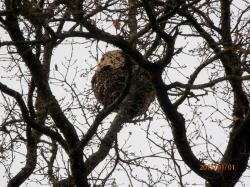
[92,50,155,119]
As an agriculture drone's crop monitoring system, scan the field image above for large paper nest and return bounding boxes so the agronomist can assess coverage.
[92,50,155,119]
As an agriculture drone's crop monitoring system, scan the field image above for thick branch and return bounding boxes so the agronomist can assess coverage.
[142,0,173,43]
[85,112,127,174]
[0,82,68,151]
[76,63,132,151]
[128,0,138,44]
[220,0,233,47]
[151,72,219,181]
[4,0,80,149]
[179,9,221,54]
[3,2,89,185]
[8,126,38,187]
[206,112,250,186]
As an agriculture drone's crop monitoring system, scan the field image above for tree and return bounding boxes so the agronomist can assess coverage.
[0,0,249,186]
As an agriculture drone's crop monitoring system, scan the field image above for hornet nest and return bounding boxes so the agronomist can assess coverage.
[91,50,155,119]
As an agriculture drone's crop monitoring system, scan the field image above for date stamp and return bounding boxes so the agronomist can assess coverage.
[200,163,235,171]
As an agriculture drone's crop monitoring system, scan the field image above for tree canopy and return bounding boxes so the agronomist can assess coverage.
[0,0,249,186]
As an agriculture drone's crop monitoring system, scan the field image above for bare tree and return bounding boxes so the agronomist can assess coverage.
[0,0,249,186]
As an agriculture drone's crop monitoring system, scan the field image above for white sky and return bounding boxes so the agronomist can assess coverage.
[0,1,250,186]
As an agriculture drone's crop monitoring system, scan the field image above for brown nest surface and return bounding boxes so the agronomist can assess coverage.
[92,50,155,119]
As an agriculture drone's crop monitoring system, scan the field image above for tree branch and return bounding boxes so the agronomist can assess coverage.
[151,73,219,181]
[85,112,128,174]
[0,82,68,151]
[75,63,132,151]
[7,125,38,187]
